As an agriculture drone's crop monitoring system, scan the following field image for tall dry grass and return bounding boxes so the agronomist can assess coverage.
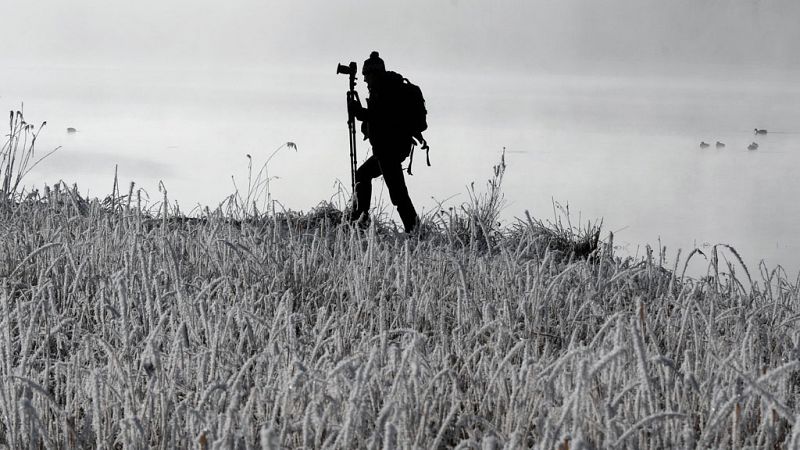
[1,109,59,200]
[1,148,800,448]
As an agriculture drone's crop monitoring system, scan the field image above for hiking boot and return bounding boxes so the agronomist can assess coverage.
[402,215,420,234]
[349,211,371,230]
[405,219,431,240]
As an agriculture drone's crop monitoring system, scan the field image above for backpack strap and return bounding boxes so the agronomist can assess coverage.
[407,142,415,175]
[406,137,430,176]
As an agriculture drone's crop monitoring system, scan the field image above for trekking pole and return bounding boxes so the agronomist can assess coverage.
[336,61,359,196]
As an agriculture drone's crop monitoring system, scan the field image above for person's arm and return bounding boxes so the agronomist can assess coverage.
[348,96,369,121]
[355,105,369,121]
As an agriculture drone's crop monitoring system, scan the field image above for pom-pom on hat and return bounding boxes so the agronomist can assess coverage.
[362,51,386,75]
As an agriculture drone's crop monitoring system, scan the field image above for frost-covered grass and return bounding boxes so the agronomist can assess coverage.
[2,110,800,448]
[1,176,799,450]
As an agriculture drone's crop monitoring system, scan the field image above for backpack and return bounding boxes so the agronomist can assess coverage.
[399,77,427,135]
[387,71,430,174]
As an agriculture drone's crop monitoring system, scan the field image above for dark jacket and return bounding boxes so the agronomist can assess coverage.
[354,71,413,156]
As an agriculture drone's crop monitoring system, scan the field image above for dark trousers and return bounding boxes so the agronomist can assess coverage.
[353,149,418,232]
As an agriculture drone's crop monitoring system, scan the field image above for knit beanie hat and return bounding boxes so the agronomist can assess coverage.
[362,51,385,75]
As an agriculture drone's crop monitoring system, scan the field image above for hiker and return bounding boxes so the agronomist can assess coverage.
[348,51,425,233]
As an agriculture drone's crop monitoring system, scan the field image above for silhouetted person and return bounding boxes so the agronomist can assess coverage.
[348,52,420,233]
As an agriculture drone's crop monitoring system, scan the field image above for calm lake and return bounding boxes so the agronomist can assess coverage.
[3,64,799,278]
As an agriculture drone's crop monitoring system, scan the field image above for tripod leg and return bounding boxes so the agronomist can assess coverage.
[349,122,356,194]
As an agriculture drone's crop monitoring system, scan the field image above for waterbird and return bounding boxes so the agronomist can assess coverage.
[754,128,768,135]
[748,142,759,150]
[715,141,725,148]
[66,127,77,133]
[699,141,710,148]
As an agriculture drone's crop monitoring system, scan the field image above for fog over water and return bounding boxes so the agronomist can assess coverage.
[2,0,799,275]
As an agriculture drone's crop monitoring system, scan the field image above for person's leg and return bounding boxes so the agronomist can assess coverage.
[378,156,419,233]
[352,155,382,222]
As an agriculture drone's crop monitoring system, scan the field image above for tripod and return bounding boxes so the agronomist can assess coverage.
[336,62,360,201]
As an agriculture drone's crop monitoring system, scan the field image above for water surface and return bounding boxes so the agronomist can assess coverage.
[3,64,799,276]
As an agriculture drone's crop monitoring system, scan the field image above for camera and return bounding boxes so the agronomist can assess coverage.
[336,62,357,76]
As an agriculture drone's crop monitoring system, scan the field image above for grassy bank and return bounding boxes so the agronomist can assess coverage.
[1,174,799,449]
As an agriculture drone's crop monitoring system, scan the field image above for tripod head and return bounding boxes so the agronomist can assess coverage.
[336,61,358,91]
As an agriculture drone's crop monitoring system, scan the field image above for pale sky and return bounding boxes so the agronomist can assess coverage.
[3,0,799,78]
